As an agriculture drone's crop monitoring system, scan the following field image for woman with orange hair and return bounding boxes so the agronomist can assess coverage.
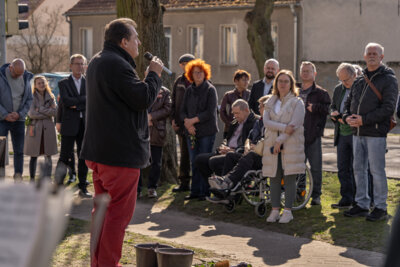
[180,59,219,200]
[24,76,57,181]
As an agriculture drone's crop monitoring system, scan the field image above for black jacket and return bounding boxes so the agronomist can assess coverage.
[58,75,86,136]
[248,79,270,115]
[225,112,259,151]
[297,82,331,146]
[343,65,398,137]
[248,118,264,144]
[81,41,162,168]
[180,80,218,138]
[149,87,171,147]
[330,83,349,146]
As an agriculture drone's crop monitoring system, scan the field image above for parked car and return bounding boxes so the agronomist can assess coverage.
[33,72,70,102]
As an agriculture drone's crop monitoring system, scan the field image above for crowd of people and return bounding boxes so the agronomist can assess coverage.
[0,16,398,265]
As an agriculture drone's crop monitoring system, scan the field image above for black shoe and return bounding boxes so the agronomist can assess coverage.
[79,188,92,198]
[311,197,321,206]
[331,202,352,209]
[173,184,190,192]
[344,205,369,217]
[184,194,198,200]
[66,174,76,185]
[366,208,388,221]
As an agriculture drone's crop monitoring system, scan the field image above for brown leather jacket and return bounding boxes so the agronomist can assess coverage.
[150,86,172,146]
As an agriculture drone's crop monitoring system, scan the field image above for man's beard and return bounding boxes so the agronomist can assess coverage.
[265,73,275,80]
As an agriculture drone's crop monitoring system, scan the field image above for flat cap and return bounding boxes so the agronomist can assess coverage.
[178,54,195,63]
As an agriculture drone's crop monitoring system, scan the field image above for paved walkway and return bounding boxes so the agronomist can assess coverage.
[71,199,385,267]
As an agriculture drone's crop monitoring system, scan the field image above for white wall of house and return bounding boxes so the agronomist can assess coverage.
[302,0,400,62]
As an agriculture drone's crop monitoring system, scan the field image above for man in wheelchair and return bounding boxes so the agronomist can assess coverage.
[194,99,259,198]
[208,95,270,200]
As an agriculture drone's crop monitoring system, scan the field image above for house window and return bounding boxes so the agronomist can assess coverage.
[164,27,172,68]
[221,25,237,65]
[80,28,93,60]
[271,23,278,59]
[189,26,203,59]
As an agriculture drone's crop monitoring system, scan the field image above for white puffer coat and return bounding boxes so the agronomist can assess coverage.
[262,93,305,177]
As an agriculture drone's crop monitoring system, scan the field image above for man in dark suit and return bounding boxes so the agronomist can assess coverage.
[248,58,279,115]
[55,54,91,198]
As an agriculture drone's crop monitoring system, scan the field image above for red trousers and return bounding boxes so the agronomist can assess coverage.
[86,160,139,267]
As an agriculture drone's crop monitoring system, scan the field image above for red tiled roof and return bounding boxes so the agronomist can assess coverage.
[66,0,300,15]
[65,0,115,15]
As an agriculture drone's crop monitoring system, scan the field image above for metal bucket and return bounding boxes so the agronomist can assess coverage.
[134,243,173,267]
[155,248,194,267]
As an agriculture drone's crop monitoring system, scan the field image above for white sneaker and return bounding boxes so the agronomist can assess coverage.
[148,188,157,198]
[266,209,280,223]
[279,210,293,223]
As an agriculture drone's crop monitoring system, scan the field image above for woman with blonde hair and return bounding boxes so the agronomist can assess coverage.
[24,76,57,181]
[263,70,305,223]
[180,59,218,200]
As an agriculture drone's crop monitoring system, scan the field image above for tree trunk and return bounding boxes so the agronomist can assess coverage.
[245,0,275,79]
[116,0,178,184]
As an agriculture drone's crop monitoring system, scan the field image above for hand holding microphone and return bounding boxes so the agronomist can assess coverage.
[144,52,173,76]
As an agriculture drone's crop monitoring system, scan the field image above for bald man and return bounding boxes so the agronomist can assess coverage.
[0,59,33,180]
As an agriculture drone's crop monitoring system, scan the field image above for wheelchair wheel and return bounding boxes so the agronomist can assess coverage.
[224,199,236,213]
[254,202,267,218]
[291,165,313,211]
[241,170,269,207]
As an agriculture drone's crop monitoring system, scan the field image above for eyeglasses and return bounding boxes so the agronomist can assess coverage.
[277,80,290,84]
[72,63,85,66]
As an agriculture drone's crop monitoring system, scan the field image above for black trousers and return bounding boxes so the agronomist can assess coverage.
[138,145,163,191]
[55,119,88,189]
[178,134,191,186]
[226,151,262,185]
[195,152,227,184]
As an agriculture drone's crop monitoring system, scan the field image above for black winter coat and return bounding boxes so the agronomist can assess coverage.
[297,82,331,146]
[225,112,259,151]
[180,80,219,138]
[81,41,162,168]
[149,87,171,147]
[343,65,398,137]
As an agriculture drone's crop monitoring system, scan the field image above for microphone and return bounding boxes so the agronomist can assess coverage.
[144,52,173,76]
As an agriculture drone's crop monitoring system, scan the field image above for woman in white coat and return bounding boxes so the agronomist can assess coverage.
[262,70,305,223]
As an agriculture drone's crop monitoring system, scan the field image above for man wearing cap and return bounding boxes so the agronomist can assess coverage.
[171,54,195,192]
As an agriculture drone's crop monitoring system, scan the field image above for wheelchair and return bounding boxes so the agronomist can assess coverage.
[207,165,313,217]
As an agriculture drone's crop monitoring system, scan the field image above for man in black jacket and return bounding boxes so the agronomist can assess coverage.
[194,99,258,199]
[81,18,163,266]
[330,63,357,209]
[248,58,279,115]
[55,54,90,197]
[343,43,398,221]
[298,61,331,206]
[170,53,194,192]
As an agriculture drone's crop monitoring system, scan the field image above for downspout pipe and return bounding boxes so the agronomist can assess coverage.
[65,14,72,56]
[290,4,298,79]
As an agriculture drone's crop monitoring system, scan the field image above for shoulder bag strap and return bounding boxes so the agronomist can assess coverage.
[363,74,382,102]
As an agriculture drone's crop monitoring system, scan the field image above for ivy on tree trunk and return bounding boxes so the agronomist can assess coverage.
[116,0,178,184]
[245,0,275,79]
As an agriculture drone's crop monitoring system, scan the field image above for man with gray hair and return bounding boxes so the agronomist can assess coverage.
[343,42,398,221]
[195,99,258,197]
[248,58,279,115]
[330,63,357,209]
[0,58,33,180]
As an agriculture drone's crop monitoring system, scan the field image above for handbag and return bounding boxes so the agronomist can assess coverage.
[363,74,397,131]
[254,138,264,156]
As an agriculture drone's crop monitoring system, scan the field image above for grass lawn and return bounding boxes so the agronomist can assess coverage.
[53,172,399,266]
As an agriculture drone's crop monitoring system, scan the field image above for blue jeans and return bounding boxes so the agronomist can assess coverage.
[0,121,25,176]
[353,136,387,210]
[187,135,216,197]
[336,134,355,204]
[305,137,322,199]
